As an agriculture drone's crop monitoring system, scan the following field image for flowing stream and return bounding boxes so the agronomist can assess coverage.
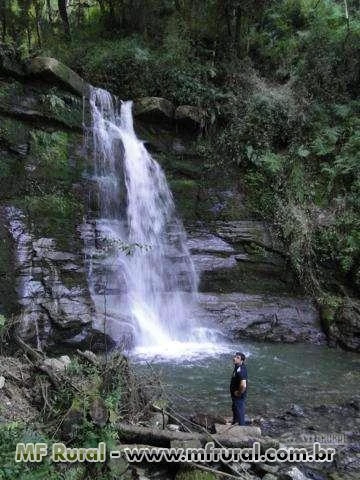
[84,87,222,356]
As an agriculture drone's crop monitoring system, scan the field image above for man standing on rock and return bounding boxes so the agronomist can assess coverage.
[230,352,248,426]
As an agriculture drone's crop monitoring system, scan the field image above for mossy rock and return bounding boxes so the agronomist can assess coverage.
[317,295,343,333]
[5,126,86,249]
[199,260,297,295]
[170,178,200,221]
[134,97,174,124]
[1,121,85,248]
[26,56,89,97]
[175,105,206,131]
[0,79,82,130]
[28,129,84,190]
[160,155,204,179]
[13,193,84,250]
[0,116,29,153]
[0,46,25,77]
[37,89,83,129]
[320,305,337,332]
[0,151,26,200]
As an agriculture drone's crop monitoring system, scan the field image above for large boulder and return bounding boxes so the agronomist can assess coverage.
[134,97,174,124]
[214,424,261,437]
[26,57,89,97]
[175,105,205,130]
[59,327,116,353]
[42,355,71,372]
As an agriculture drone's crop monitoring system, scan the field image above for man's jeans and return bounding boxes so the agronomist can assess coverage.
[232,397,246,425]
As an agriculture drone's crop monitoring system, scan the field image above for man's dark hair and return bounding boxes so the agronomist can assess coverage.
[235,352,246,361]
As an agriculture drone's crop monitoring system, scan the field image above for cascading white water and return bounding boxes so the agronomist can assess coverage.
[84,87,221,356]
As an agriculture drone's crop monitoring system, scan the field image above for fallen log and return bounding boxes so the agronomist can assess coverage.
[117,422,263,448]
[118,422,207,447]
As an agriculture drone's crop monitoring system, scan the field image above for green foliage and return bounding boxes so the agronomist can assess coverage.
[66,357,82,376]
[295,4,360,101]
[0,152,24,200]
[52,32,224,107]
[251,0,360,100]
[29,130,72,186]
[0,350,156,479]
[161,13,192,64]
[243,170,277,218]
[315,210,360,286]
[39,92,66,113]
[297,145,310,158]
[0,231,17,317]
[38,358,120,459]
[249,0,309,72]
[0,116,29,149]
[311,126,340,156]
[317,294,343,330]
[31,349,162,480]
[23,194,80,224]
[2,126,85,245]
[77,37,152,98]
[318,294,343,311]
[169,178,199,220]
[251,150,285,174]
[279,202,321,293]
[217,87,302,170]
[0,119,84,248]
[0,81,24,104]
[14,193,83,244]
[28,129,82,190]
[0,422,62,480]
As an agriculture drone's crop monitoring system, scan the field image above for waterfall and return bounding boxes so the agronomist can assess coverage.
[83,87,217,356]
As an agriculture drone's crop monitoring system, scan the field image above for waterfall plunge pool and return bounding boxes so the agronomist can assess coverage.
[131,341,360,417]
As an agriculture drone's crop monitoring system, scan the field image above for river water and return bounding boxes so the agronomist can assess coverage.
[132,341,360,416]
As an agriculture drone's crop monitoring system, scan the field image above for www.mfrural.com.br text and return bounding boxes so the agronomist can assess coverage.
[15,441,336,464]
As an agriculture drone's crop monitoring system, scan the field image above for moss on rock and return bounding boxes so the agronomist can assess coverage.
[0,79,82,130]
[13,194,84,249]
[26,57,89,97]
[169,178,199,221]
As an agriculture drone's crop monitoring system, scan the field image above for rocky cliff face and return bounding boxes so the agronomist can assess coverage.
[0,55,358,352]
[1,206,114,352]
[187,224,326,345]
[0,55,108,351]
